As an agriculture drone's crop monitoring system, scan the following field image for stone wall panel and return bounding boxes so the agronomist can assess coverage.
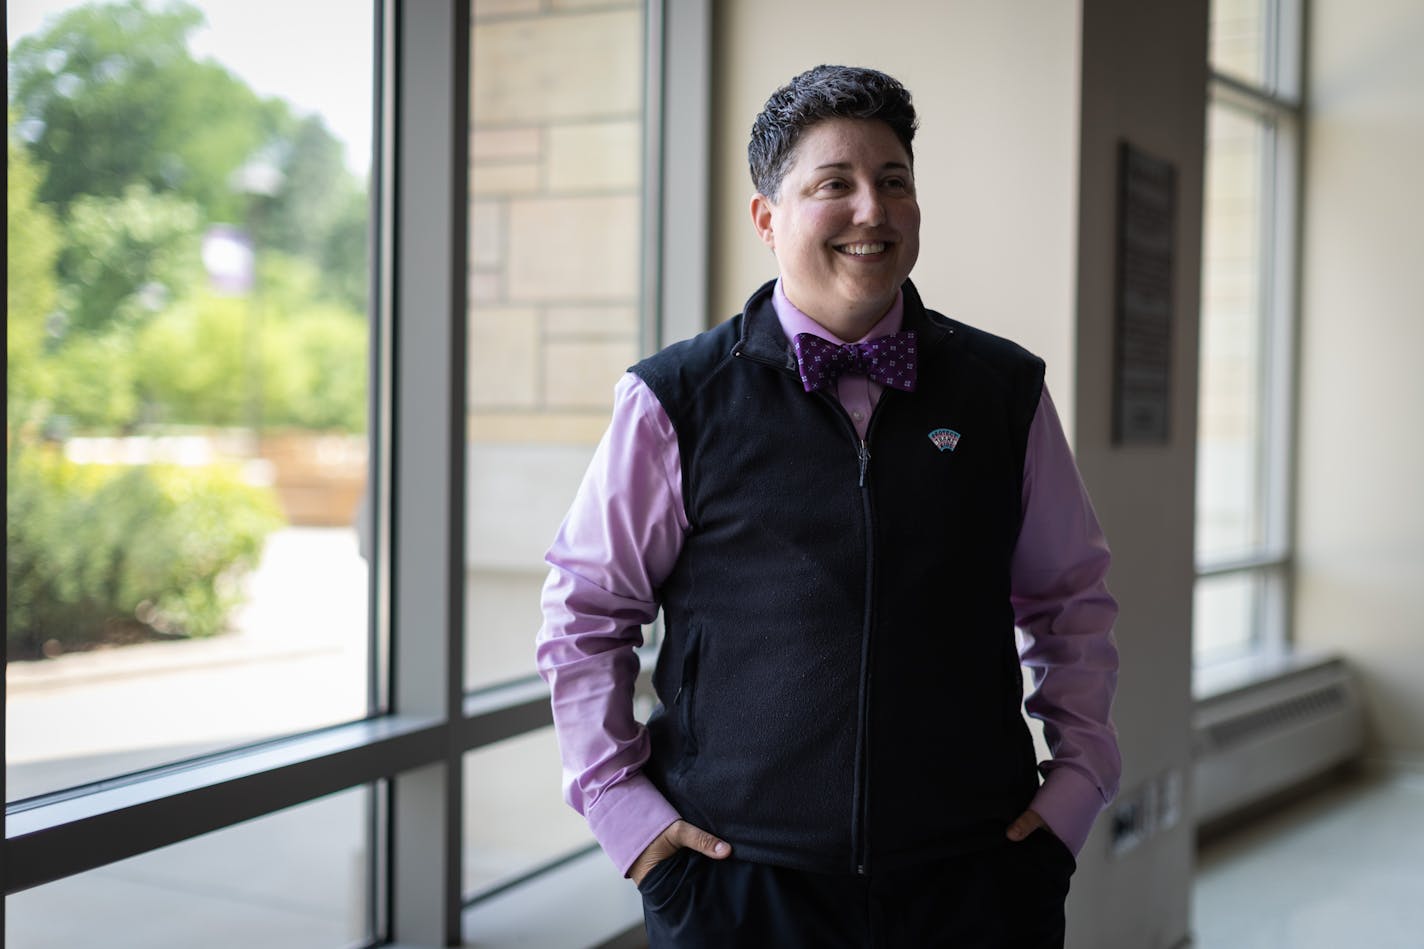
[469,307,540,408]
[507,195,639,301]
[542,339,637,408]
[547,121,641,192]
[472,10,642,124]
[544,305,638,337]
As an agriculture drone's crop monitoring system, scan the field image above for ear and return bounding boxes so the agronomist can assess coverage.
[750,192,776,250]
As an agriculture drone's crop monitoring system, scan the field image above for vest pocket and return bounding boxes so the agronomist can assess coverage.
[670,624,703,776]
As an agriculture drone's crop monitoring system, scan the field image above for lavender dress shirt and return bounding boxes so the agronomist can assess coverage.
[536,283,1121,877]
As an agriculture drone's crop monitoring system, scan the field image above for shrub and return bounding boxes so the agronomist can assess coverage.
[133,273,368,434]
[5,447,284,660]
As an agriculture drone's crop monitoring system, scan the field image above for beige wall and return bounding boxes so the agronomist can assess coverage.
[711,3,1203,948]
[710,0,1081,419]
[1296,0,1424,763]
[1070,2,1206,947]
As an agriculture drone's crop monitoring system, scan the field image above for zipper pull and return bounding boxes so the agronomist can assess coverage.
[858,440,870,487]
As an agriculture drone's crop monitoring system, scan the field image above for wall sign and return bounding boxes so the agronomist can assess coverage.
[1113,141,1176,444]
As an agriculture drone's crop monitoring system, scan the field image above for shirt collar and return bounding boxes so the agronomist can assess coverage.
[771,279,905,346]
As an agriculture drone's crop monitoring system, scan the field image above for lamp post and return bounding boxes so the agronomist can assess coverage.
[225,157,284,450]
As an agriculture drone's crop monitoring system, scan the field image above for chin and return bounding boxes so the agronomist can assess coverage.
[843,283,899,313]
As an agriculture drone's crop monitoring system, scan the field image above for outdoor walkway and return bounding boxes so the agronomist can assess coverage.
[5,527,594,948]
[7,528,369,802]
[7,529,372,948]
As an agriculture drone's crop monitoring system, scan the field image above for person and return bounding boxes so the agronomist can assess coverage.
[536,64,1120,948]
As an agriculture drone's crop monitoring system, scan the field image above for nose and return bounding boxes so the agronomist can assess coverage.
[851,186,885,227]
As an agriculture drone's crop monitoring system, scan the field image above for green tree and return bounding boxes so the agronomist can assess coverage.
[7,0,272,220]
[6,121,61,432]
[20,182,202,432]
[263,300,369,431]
[133,253,367,433]
[45,332,143,431]
[318,184,371,312]
[9,0,370,436]
[251,114,369,311]
[56,183,202,336]
[132,291,251,427]
[10,1,369,312]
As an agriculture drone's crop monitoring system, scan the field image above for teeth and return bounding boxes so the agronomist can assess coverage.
[839,242,887,256]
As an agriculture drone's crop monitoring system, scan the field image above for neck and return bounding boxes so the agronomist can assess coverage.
[810,312,881,344]
[789,299,893,343]
[777,285,902,344]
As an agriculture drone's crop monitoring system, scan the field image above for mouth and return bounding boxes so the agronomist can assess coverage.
[835,241,890,257]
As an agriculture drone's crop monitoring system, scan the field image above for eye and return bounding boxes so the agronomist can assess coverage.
[817,178,849,193]
[883,175,911,191]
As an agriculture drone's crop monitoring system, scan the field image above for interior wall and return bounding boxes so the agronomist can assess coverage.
[709,0,1080,420]
[1296,0,1424,764]
[1065,1,1207,946]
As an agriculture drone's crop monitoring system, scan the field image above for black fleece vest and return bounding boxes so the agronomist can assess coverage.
[633,279,1046,875]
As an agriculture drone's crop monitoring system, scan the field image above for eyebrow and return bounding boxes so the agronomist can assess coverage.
[812,161,912,173]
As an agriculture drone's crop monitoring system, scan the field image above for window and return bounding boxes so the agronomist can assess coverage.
[7,786,376,947]
[463,0,648,892]
[464,0,648,693]
[1195,0,1303,665]
[5,2,709,946]
[459,0,712,906]
[6,0,376,803]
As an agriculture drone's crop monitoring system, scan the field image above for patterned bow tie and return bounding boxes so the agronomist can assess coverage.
[791,330,918,393]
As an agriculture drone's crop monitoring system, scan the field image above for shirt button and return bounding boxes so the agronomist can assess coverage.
[852,411,864,421]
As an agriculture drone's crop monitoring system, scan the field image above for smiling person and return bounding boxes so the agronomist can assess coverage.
[536,65,1121,948]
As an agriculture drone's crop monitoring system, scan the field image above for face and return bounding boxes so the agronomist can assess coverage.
[751,118,921,340]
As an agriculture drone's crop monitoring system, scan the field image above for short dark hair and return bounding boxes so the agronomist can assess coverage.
[748,65,918,200]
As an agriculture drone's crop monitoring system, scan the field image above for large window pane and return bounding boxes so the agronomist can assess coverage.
[6,0,375,800]
[1210,0,1301,100]
[1197,0,1301,668]
[1210,0,1268,86]
[5,785,376,948]
[463,726,595,898]
[1194,570,1262,664]
[464,1,647,690]
[1196,103,1268,566]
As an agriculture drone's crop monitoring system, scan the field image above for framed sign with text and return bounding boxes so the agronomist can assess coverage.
[1113,141,1176,444]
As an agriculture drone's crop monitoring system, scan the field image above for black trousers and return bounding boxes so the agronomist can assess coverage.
[638,829,1075,949]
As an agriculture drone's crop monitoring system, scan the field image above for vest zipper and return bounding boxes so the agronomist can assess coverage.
[848,408,883,878]
[852,469,875,876]
[806,387,878,876]
[736,342,880,875]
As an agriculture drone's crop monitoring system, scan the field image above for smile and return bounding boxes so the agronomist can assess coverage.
[836,241,888,256]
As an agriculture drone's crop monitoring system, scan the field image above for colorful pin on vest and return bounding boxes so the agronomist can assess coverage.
[928,428,961,452]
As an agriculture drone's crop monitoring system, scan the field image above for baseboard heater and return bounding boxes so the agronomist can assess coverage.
[1192,653,1366,825]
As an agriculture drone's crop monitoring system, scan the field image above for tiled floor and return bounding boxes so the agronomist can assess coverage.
[1192,763,1424,949]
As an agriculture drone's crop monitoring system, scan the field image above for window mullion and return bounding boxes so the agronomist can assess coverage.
[386,0,469,945]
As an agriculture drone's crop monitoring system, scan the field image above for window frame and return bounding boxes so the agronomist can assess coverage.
[2,2,711,945]
[1194,0,1305,666]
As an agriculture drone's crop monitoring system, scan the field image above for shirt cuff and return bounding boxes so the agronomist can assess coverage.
[585,773,681,877]
[1029,765,1109,857]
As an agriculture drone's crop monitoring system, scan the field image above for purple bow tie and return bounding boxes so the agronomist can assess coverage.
[791,330,918,394]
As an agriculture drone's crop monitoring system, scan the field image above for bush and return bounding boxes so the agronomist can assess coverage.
[133,283,368,433]
[5,447,284,660]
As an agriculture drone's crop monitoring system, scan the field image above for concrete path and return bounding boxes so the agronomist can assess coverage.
[5,527,594,948]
